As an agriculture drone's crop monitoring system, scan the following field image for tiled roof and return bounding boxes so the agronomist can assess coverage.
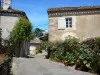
[30,37,41,44]
[48,5,100,12]
[0,7,24,13]
[0,7,28,19]
[0,9,24,13]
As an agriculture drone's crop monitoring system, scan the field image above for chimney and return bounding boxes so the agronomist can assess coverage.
[3,0,11,10]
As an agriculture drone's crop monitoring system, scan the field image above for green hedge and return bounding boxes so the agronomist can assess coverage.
[0,57,12,75]
[40,37,100,74]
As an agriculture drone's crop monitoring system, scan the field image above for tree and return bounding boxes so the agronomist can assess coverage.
[33,28,44,37]
[10,17,33,42]
[33,28,49,41]
[10,17,34,57]
[40,33,48,41]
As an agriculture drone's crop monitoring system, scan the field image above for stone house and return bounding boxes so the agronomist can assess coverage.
[0,0,29,57]
[0,0,27,39]
[47,6,100,42]
[30,37,41,55]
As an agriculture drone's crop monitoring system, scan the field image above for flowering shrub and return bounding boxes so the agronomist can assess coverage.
[82,37,100,73]
[40,37,100,74]
[75,44,92,71]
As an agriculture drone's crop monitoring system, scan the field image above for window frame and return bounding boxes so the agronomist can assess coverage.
[66,18,72,28]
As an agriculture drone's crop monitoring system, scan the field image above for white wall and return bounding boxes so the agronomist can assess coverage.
[30,45,37,55]
[0,16,18,39]
[49,14,100,42]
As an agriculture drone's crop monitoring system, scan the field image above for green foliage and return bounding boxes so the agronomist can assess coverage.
[9,17,34,57]
[10,17,33,42]
[40,34,48,41]
[40,37,79,62]
[35,50,42,54]
[82,38,100,73]
[33,28,48,41]
[40,37,100,74]
[51,43,64,61]
[64,52,75,66]
[40,42,55,58]
[33,28,44,37]
[76,44,92,71]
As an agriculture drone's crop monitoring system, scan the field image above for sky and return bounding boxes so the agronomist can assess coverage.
[12,0,100,31]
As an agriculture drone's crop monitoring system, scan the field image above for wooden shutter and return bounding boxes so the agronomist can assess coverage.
[58,17,66,29]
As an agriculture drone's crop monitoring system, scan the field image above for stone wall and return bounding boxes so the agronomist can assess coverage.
[0,16,18,39]
[48,14,100,42]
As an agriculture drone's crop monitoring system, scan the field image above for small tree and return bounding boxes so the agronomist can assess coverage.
[33,28,44,37]
[40,34,48,41]
[10,17,34,57]
[10,17,33,42]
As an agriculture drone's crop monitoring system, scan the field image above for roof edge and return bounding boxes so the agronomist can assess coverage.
[48,5,100,12]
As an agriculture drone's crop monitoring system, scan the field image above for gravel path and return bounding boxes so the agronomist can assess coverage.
[12,55,94,75]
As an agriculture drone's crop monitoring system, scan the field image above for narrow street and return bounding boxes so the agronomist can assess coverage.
[12,54,93,75]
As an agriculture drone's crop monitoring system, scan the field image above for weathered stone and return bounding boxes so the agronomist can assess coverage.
[48,6,100,42]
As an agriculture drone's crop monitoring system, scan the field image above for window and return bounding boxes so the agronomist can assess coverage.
[66,18,72,28]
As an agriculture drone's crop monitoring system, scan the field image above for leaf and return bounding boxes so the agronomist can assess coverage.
[83,60,87,64]
[10,17,33,42]
[86,63,90,68]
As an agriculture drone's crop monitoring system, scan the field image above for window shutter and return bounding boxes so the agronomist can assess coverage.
[58,17,66,29]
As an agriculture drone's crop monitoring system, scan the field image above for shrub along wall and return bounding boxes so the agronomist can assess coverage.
[0,40,13,75]
[40,37,100,74]
[0,29,12,75]
[0,57,12,75]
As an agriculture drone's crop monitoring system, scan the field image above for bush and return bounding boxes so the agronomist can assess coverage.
[40,37,100,74]
[51,43,64,62]
[40,42,55,59]
[82,37,100,73]
[63,37,79,66]
[75,44,92,71]
[64,52,76,66]
[40,37,79,62]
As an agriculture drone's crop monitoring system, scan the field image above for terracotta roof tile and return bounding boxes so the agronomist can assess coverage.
[48,5,100,12]
[0,8,28,19]
[0,8,24,13]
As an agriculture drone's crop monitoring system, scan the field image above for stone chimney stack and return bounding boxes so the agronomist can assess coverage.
[3,0,11,10]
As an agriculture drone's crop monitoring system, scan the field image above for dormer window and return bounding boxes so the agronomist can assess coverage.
[66,18,72,28]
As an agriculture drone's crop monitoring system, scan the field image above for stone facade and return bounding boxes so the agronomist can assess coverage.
[48,6,100,42]
[0,0,27,39]
[0,16,18,39]
[0,11,29,56]
[0,0,30,57]
[0,9,27,39]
